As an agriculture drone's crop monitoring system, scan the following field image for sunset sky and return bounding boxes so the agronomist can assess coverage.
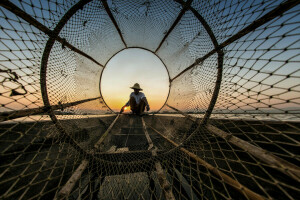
[0,0,298,115]
[101,48,169,112]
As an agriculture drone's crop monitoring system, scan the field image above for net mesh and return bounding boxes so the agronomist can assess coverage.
[0,0,299,199]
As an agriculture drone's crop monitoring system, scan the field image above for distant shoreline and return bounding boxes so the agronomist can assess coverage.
[1,113,299,124]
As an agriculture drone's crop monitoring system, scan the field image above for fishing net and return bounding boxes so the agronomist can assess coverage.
[0,0,299,199]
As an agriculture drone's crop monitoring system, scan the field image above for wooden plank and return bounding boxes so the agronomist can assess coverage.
[0,0,103,68]
[0,97,100,122]
[102,0,127,48]
[56,114,120,199]
[56,160,89,199]
[93,114,120,149]
[167,104,300,182]
[155,0,193,53]
[166,104,198,122]
[155,162,176,200]
[170,0,299,82]
[207,124,300,182]
[142,117,154,150]
[149,126,265,200]
[141,117,175,200]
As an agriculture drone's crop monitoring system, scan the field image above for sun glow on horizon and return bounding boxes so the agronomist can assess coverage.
[101,48,169,111]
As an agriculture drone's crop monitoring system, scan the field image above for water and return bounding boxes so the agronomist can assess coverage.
[157,113,300,122]
[2,113,299,124]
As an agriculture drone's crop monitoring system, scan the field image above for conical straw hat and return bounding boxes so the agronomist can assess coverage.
[130,83,143,90]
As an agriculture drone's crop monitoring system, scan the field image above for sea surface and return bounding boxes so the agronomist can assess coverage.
[157,113,300,122]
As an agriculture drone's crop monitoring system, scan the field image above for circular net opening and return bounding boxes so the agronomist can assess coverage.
[101,48,169,112]
[0,0,299,199]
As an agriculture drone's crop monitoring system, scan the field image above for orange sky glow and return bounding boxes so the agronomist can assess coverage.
[101,48,169,112]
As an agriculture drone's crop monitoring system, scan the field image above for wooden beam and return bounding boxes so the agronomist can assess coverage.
[141,116,154,150]
[174,0,219,48]
[155,0,193,53]
[142,117,175,200]
[171,0,224,125]
[207,124,300,182]
[166,104,199,122]
[155,162,176,200]
[0,0,103,67]
[55,160,89,199]
[170,0,299,82]
[56,114,120,199]
[166,105,300,182]
[93,114,120,150]
[0,97,101,122]
[101,0,127,48]
[149,126,265,200]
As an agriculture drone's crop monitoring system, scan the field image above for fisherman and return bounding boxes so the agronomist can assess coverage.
[120,83,150,115]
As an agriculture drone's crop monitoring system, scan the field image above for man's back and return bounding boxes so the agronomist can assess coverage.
[130,92,145,105]
[121,83,150,115]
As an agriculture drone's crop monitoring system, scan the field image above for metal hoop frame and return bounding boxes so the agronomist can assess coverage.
[99,47,171,113]
[40,0,223,160]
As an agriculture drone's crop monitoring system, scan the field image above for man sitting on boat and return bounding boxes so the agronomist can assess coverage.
[120,83,150,115]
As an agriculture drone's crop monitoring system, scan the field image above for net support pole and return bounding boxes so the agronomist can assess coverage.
[101,0,127,48]
[166,104,300,182]
[155,0,193,53]
[170,0,299,82]
[55,160,89,200]
[93,114,120,150]
[56,114,120,199]
[142,117,175,200]
[0,0,103,68]
[149,126,265,200]
[207,124,300,182]
[166,104,199,122]
[0,97,101,122]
